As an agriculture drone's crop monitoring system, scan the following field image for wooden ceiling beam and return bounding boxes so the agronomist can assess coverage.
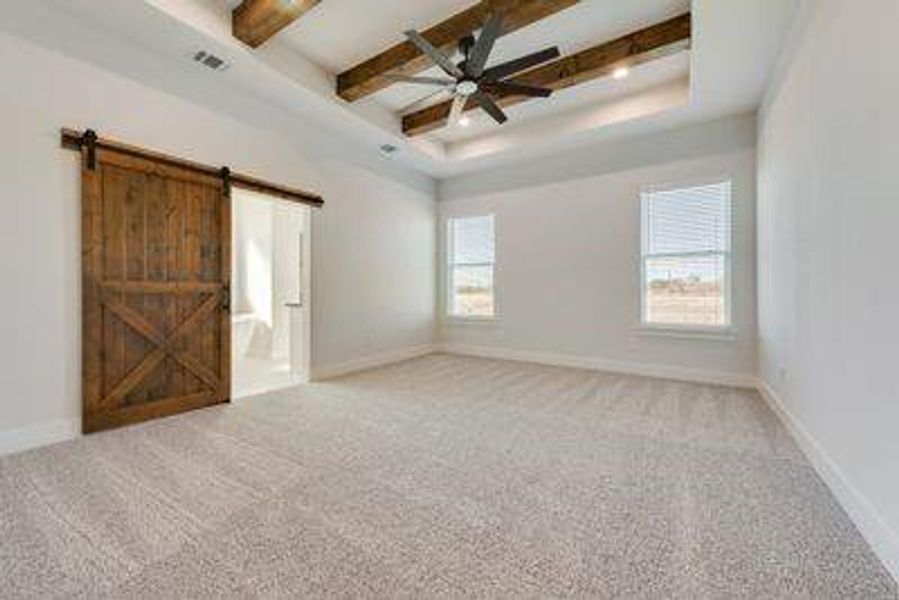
[402,13,692,137]
[233,0,322,48]
[336,0,581,102]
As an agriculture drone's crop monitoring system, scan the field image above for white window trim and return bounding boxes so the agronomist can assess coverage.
[444,214,498,322]
[444,314,500,325]
[633,323,737,341]
[638,177,735,336]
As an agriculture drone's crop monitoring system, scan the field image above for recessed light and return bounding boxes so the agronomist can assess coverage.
[458,115,471,128]
[612,66,630,80]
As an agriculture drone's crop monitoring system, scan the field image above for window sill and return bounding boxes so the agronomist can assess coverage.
[443,315,499,326]
[634,324,737,341]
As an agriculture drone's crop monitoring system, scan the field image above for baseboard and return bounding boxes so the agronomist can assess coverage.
[0,347,437,455]
[311,344,437,381]
[0,418,81,458]
[757,379,899,584]
[437,343,756,388]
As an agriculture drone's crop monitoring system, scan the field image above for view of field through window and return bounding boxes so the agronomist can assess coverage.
[447,215,495,317]
[642,181,731,327]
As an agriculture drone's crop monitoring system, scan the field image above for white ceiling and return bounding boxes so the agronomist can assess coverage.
[437,52,690,144]
[271,0,474,73]
[3,0,800,180]
[274,0,689,117]
[256,0,694,147]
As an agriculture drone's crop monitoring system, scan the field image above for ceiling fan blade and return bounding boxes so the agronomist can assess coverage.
[472,92,508,125]
[483,81,553,98]
[400,88,455,115]
[482,47,561,82]
[404,30,464,78]
[385,74,456,87]
[466,13,503,77]
[448,95,466,126]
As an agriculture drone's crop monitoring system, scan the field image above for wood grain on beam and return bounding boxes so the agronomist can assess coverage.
[336,0,580,102]
[233,0,321,48]
[403,13,692,136]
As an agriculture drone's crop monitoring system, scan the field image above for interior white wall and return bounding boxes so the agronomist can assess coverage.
[756,0,899,580]
[0,32,436,451]
[307,161,438,375]
[233,192,275,357]
[438,115,758,385]
[233,194,265,317]
[232,191,309,362]
[271,200,306,362]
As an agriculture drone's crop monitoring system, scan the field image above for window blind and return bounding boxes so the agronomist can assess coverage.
[641,181,732,327]
[448,215,495,318]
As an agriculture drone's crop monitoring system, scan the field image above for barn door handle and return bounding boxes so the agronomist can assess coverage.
[221,286,231,312]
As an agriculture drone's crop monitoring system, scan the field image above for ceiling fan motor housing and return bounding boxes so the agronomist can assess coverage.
[456,80,479,96]
[403,13,557,127]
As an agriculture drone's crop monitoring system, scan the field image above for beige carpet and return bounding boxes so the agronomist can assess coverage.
[1,354,896,598]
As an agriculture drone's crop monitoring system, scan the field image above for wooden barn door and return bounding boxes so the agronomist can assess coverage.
[81,147,231,433]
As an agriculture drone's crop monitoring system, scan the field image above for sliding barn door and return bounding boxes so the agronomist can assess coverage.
[81,148,231,433]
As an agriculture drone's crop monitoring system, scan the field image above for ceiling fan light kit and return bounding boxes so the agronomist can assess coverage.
[400,13,560,128]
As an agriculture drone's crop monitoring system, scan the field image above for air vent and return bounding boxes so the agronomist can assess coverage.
[379,144,399,157]
[192,50,230,72]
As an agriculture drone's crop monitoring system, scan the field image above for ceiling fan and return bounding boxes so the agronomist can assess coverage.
[391,13,561,127]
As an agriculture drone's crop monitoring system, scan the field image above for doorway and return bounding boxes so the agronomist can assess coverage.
[231,189,311,398]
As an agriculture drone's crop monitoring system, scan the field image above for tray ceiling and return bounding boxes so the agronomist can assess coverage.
[8,0,800,177]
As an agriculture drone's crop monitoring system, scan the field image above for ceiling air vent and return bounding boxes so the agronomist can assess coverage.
[379,144,399,158]
[192,50,230,72]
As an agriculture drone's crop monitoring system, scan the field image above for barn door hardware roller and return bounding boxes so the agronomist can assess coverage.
[77,129,99,171]
[219,166,232,199]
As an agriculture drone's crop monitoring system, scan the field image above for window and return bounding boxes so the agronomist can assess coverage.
[641,180,732,329]
[447,215,495,318]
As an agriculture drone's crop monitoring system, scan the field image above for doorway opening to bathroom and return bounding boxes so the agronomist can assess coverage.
[232,189,312,398]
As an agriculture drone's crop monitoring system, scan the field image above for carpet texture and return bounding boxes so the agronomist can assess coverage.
[0,354,896,598]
